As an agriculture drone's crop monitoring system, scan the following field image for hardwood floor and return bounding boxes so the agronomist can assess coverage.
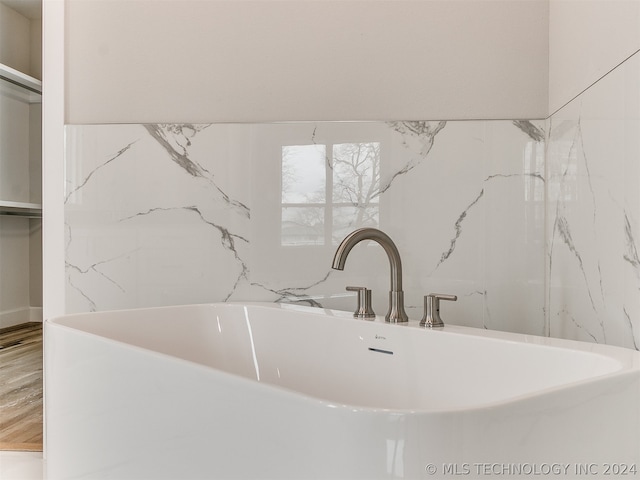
[0,323,43,451]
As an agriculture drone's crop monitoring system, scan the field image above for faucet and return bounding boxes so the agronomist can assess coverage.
[332,228,409,323]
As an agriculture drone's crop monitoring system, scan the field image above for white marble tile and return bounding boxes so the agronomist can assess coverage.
[65,120,545,335]
[547,52,640,350]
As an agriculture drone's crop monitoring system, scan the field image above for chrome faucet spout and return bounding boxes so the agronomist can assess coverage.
[332,228,409,323]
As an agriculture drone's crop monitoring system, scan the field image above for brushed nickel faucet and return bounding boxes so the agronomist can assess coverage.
[345,286,376,319]
[420,293,457,327]
[332,228,409,323]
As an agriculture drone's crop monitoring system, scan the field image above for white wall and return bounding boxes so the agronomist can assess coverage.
[0,2,31,74]
[0,217,31,327]
[64,0,549,123]
[549,0,640,114]
[43,0,66,320]
[30,18,42,80]
[29,102,42,310]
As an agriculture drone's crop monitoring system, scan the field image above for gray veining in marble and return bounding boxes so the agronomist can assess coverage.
[433,189,484,273]
[65,141,138,203]
[377,121,446,197]
[512,120,545,142]
[144,124,251,218]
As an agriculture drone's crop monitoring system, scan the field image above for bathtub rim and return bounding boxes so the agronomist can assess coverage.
[45,301,640,415]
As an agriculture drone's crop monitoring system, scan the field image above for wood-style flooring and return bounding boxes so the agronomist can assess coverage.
[0,323,43,451]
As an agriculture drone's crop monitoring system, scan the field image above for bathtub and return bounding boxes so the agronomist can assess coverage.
[45,302,640,479]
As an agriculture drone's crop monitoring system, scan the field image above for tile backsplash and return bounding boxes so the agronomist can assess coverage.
[65,120,546,336]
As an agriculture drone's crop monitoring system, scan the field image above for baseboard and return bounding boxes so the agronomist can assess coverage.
[29,307,43,322]
[0,442,43,452]
[0,307,42,329]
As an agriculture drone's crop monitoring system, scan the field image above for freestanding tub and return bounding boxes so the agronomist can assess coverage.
[45,302,640,479]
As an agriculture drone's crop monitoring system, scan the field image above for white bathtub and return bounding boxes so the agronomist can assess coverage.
[45,302,640,479]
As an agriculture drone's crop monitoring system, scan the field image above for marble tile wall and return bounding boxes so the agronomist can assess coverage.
[546,51,640,350]
[64,120,546,336]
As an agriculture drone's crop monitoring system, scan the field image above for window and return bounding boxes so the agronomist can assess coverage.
[281,142,380,246]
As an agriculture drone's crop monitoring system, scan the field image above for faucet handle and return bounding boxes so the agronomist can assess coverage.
[420,293,457,328]
[346,286,376,319]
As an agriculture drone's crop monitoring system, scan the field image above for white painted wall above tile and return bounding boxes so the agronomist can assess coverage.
[64,0,549,123]
[549,0,640,114]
